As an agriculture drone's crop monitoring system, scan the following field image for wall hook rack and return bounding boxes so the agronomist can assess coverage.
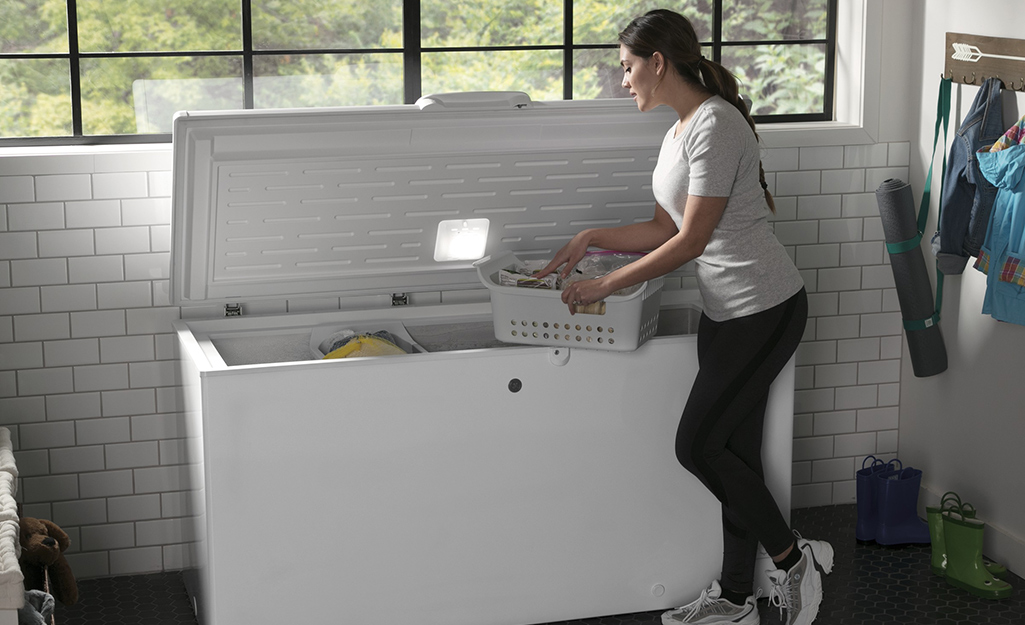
[945,32,1025,91]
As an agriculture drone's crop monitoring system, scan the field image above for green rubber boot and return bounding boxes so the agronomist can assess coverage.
[926,505,948,576]
[942,506,1013,600]
[928,492,1009,580]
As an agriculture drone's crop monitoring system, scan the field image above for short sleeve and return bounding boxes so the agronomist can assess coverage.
[685,108,747,198]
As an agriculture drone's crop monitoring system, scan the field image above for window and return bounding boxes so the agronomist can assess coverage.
[0,0,835,145]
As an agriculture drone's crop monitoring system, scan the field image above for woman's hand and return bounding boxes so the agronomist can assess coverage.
[534,230,593,280]
[560,276,615,315]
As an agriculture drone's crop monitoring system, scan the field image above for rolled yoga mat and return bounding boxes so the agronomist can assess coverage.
[875,178,947,377]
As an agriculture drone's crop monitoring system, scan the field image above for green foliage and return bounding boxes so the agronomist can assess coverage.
[0,0,67,54]
[75,0,240,52]
[0,58,72,137]
[422,0,561,47]
[422,50,563,100]
[723,0,828,42]
[0,0,830,139]
[729,44,826,116]
[251,0,401,50]
[254,54,404,108]
[720,0,828,115]
[573,0,714,44]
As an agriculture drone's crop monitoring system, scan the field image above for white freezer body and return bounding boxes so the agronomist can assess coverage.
[174,302,794,625]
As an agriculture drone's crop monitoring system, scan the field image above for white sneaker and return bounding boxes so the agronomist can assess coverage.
[661,579,760,625]
[766,537,834,625]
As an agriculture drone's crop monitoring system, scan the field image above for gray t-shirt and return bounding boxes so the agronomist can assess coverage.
[651,95,804,322]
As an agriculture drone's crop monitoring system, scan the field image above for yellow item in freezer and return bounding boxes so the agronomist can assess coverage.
[323,335,406,359]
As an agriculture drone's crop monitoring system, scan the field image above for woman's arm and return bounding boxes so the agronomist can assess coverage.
[536,203,679,279]
[586,202,680,255]
[559,195,727,312]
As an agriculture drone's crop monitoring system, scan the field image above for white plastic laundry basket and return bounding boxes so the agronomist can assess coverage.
[475,252,664,351]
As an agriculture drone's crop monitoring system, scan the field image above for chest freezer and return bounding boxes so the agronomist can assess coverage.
[170,92,796,625]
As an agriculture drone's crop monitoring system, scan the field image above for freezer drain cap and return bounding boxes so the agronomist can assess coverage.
[548,347,571,367]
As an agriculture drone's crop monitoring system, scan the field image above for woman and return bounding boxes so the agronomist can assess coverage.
[536,9,832,625]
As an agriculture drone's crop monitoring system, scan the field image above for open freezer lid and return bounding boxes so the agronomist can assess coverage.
[170,92,678,305]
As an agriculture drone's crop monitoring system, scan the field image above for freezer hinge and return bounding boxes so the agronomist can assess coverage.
[224,303,243,317]
[391,293,408,307]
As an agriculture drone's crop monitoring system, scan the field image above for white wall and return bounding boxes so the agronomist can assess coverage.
[897,0,1025,578]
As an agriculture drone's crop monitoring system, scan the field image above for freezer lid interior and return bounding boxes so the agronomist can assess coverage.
[170,92,678,306]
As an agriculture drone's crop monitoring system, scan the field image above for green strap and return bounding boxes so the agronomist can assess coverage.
[886,233,922,255]
[921,78,951,236]
[904,311,940,332]
[903,77,951,333]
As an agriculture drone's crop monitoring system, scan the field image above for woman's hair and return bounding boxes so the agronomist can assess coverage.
[618,9,776,212]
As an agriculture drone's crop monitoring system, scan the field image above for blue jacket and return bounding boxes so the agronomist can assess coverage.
[976,144,1025,326]
[932,78,1003,275]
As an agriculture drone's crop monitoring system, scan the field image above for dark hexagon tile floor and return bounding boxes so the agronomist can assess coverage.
[55,504,1022,625]
[58,569,196,625]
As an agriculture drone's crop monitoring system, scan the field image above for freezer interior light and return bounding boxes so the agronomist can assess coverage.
[434,218,489,261]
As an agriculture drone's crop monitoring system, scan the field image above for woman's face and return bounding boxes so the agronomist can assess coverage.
[620,45,662,112]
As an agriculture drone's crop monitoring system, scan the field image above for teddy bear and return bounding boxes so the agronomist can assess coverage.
[18,517,78,607]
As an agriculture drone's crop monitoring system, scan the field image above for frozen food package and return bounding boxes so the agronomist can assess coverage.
[498,259,560,289]
[563,251,645,296]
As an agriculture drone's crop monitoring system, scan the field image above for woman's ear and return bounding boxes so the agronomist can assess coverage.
[652,51,664,75]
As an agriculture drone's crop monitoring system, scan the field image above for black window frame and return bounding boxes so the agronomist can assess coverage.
[0,0,837,147]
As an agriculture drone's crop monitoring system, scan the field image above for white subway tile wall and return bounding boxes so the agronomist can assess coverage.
[0,141,910,577]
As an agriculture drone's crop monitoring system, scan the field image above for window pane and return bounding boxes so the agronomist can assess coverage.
[574,44,713,100]
[723,0,828,42]
[253,54,403,108]
[252,0,402,50]
[81,56,243,135]
[573,48,627,100]
[76,0,239,53]
[422,0,562,47]
[0,59,71,138]
[574,1,714,46]
[1,0,68,53]
[723,44,825,116]
[422,50,562,100]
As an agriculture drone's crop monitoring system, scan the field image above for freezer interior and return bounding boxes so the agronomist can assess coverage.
[185,302,703,368]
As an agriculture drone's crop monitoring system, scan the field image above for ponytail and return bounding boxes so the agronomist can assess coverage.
[620,9,776,213]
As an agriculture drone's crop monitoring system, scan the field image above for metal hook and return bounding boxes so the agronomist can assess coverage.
[971,72,976,84]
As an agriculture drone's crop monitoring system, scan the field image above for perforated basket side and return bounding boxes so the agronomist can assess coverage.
[637,277,665,346]
[489,277,664,351]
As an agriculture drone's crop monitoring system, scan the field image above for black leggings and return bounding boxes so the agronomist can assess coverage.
[675,287,807,596]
